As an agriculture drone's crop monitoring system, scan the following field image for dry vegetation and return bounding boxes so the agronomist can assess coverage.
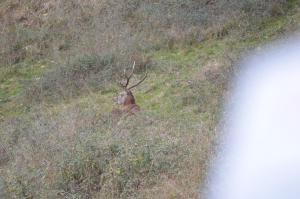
[1,0,300,198]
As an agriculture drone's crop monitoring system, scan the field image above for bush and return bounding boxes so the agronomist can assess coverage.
[25,54,116,103]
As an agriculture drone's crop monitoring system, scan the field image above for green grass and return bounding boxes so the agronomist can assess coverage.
[2,0,299,133]
[0,61,48,119]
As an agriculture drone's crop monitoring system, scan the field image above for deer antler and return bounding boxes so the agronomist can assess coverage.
[118,61,147,90]
[119,62,135,89]
[127,66,148,90]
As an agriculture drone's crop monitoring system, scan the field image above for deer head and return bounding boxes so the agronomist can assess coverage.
[114,62,147,108]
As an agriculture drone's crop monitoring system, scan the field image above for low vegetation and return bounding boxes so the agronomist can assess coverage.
[1,0,300,198]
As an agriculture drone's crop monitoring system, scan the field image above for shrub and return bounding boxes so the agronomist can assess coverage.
[25,54,116,103]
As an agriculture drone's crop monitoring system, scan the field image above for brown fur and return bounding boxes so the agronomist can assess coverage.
[112,90,140,118]
[123,90,136,106]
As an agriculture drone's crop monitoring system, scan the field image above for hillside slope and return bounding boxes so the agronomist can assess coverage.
[1,1,300,198]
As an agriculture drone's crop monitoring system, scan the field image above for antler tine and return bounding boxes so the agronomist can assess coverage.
[127,66,148,90]
[123,61,135,88]
[118,62,137,89]
[127,61,135,79]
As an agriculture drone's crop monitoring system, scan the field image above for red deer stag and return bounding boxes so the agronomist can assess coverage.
[112,62,147,116]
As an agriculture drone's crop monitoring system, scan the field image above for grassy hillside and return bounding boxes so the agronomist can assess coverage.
[1,0,300,198]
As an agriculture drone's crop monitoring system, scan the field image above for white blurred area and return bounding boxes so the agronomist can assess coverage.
[207,37,300,199]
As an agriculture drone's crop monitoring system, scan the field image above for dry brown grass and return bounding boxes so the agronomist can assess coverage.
[0,100,218,198]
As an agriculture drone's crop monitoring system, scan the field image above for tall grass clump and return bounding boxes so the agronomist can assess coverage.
[0,101,209,198]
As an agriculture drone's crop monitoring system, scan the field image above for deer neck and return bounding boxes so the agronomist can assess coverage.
[123,91,136,106]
